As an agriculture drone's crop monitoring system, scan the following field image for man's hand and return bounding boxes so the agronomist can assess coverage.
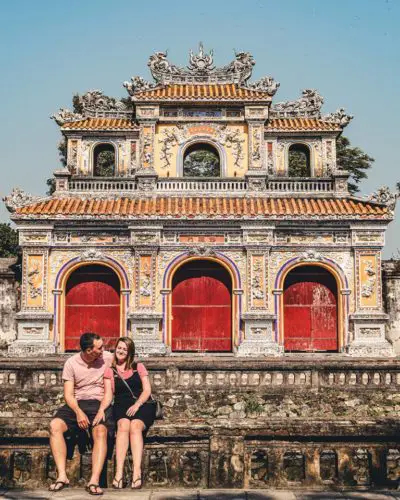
[92,409,105,426]
[76,408,90,429]
[126,403,140,417]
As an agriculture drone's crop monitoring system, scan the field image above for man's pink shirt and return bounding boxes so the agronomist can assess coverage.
[62,351,113,401]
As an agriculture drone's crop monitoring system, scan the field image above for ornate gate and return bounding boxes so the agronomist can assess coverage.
[171,260,232,352]
[283,266,338,352]
[64,264,120,351]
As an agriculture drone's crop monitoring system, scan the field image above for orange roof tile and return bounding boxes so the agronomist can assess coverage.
[266,118,340,132]
[15,196,388,219]
[61,118,136,131]
[133,84,271,102]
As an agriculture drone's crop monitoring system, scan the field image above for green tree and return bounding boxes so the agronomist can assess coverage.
[336,136,374,195]
[183,149,220,177]
[94,150,115,177]
[0,223,19,258]
[288,148,310,177]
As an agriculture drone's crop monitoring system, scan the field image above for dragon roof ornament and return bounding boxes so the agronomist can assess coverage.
[124,44,280,96]
[369,186,397,214]
[51,90,131,125]
[323,108,353,127]
[271,89,324,118]
[3,188,44,213]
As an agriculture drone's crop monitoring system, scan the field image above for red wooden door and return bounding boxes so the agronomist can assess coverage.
[65,265,120,351]
[172,262,232,352]
[284,279,337,352]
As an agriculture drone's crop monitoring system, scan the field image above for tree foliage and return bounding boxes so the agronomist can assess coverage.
[183,149,220,177]
[94,150,115,177]
[288,148,311,177]
[0,223,20,258]
[336,136,374,195]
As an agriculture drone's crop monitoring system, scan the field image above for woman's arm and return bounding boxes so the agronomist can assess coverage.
[125,369,152,417]
[93,378,113,426]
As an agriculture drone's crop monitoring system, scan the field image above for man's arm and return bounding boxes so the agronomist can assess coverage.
[64,380,90,429]
[92,378,113,426]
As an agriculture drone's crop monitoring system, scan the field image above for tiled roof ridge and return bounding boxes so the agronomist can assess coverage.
[13,194,390,218]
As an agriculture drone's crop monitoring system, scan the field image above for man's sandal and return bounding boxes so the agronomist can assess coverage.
[112,477,124,489]
[131,477,142,489]
[85,484,104,496]
[48,480,69,492]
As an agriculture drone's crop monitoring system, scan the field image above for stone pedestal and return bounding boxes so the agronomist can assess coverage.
[245,171,267,192]
[347,313,395,357]
[9,312,55,356]
[135,170,158,191]
[130,312,167,356]
[237,313,282,356]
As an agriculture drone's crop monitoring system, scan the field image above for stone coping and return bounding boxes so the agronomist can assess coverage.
[1,418,399,439]
[1,355,400,371]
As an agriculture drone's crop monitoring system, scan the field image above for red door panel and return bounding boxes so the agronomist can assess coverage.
[284,272,338,352]
[172,262,232,352]
[65,265,120,351]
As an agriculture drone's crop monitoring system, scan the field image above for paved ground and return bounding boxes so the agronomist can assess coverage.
[1,489,400,500]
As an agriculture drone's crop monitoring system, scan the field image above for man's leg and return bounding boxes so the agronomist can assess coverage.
[49,417,69,489]
[88,423,108,491]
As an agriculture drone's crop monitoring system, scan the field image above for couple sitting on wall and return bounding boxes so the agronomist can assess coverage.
[49,332,156,495]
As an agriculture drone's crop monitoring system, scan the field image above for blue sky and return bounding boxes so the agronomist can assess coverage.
[1,0,399,256]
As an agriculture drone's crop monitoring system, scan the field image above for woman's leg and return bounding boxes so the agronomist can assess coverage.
[129,419,145,486]
[114,419,130,483]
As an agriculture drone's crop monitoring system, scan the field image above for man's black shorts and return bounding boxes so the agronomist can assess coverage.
[54,399,113,432]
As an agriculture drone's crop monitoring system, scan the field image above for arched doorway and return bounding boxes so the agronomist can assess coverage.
[64,264,121,351]
[283,265,338,352]
[171,260,232,352]
[183,143,221,177]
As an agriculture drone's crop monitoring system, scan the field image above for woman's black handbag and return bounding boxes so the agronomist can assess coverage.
[112,367,163,419]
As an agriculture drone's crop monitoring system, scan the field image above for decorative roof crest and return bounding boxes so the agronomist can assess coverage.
[3,188,43,213]
[125,45,279,92]
[271,89,324,118]
[188,42,215,73]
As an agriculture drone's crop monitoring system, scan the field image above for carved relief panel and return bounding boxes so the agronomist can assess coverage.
[248,122,264,170]
[140,124,156,170]
[248,253,268,310]
[356,252,381,309]
[23,250,48,310]
[136,253,156,309]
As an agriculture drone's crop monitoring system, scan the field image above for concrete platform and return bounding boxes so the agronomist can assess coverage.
[1,489,400,500]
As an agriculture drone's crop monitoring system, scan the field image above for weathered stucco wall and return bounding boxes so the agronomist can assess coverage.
[0,258,18,351]
[0,357,400,489]
[383,260,400,355]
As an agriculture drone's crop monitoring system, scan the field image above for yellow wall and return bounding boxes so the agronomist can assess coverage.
[154,123,249,177]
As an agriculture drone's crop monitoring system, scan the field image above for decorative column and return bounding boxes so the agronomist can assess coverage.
[348,241,394,357]
[9,232,54,355]
[130,227,166,355]
[237,226,282,356]
[135,105,160,191]
[245,106,268,191]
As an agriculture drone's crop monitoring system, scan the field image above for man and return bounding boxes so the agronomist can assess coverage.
[49,332,113,495]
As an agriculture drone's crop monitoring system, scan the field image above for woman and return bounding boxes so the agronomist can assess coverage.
[103,337,156,489]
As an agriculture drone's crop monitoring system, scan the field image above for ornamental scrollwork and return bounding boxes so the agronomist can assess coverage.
[188,42,215,73]
[300,249,323,262]
[271,89,324,118]
[78,249,105,262]
[27,261,42,299]
[248,76,280,96]
[188,247,216,257]
[323,108,353,127]
[361,277,376,298]
[3,188,43,213]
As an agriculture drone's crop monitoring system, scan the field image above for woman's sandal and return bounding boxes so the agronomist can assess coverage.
[85,483,104,496]
[112,477,124,489]
[131,477,142,489]
[48,480,69,492]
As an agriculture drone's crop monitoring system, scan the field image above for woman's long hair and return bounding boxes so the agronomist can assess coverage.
[112,336,137,370]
